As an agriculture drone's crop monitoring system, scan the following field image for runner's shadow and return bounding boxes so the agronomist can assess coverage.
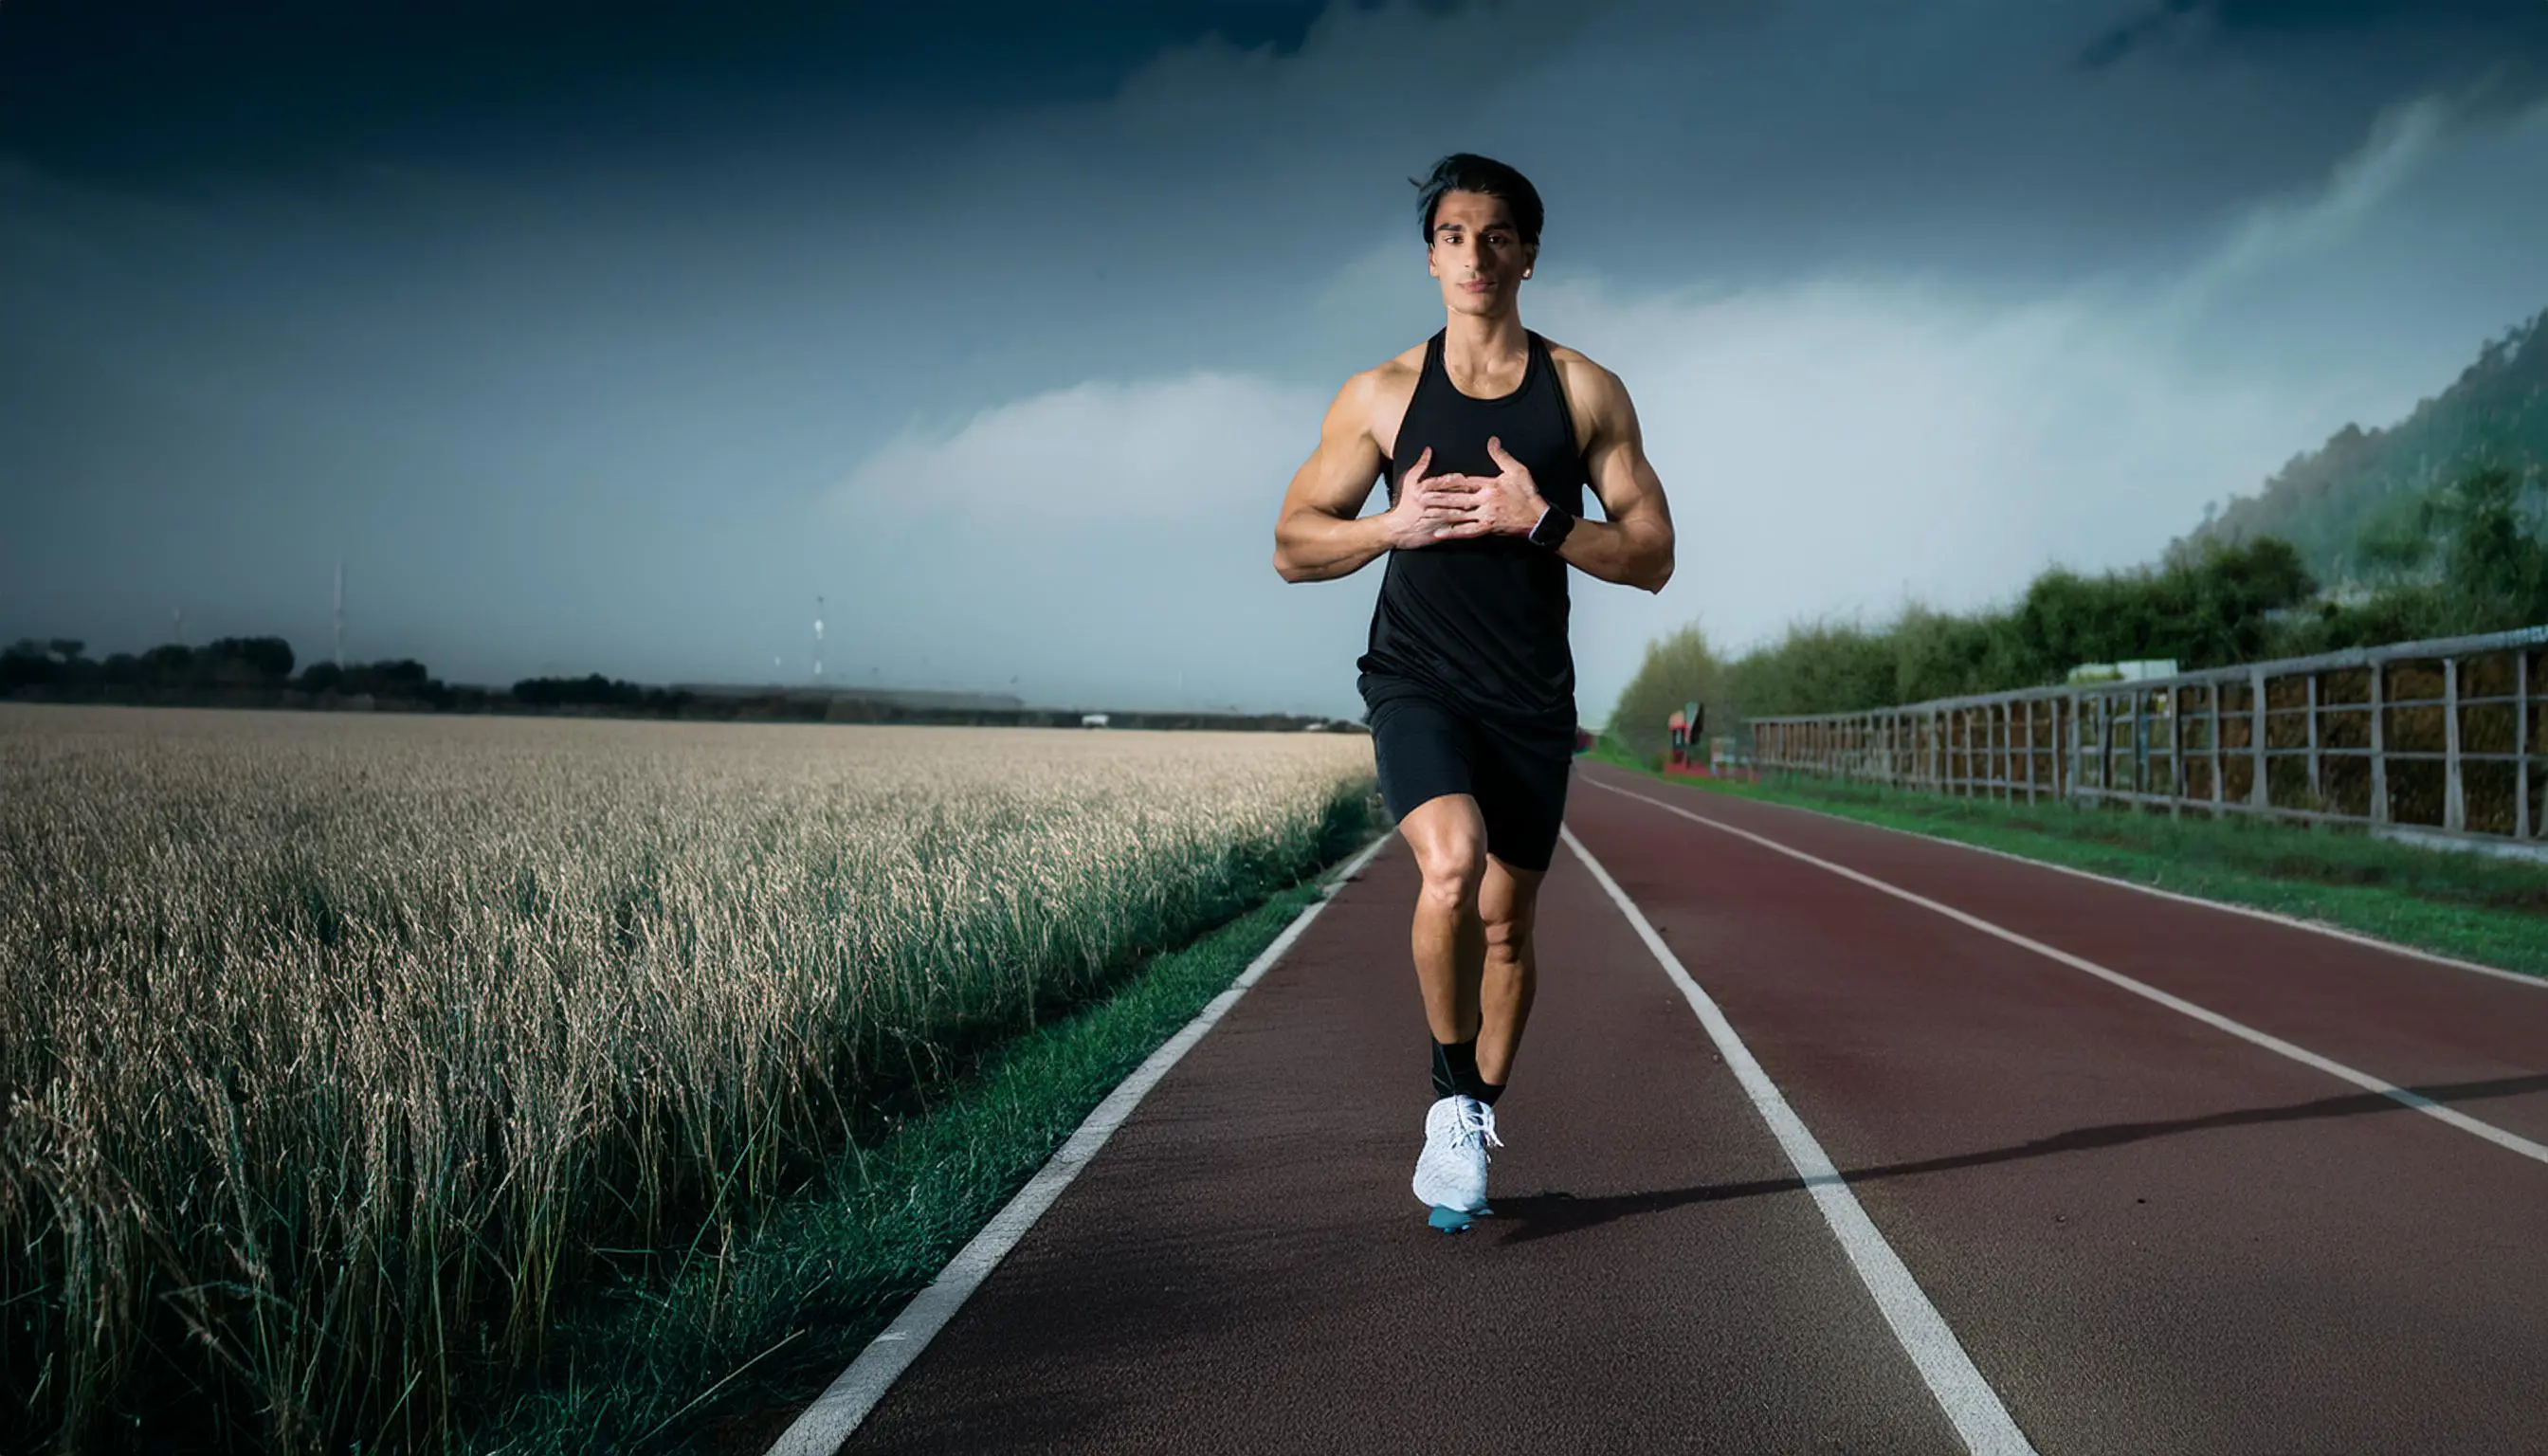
[1490,1070,2548,1247]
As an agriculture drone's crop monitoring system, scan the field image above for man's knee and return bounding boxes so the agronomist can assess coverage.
[1413,836,1485,914]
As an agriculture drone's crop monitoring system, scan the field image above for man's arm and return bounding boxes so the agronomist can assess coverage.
[1272,371,1466,582]
[1557,363,1676,593]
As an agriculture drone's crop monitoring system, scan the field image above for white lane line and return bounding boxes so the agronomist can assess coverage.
[766,830,1398,1456]
[1563,828,2037,1456]
[1582,777,2548,1169]
[1600,768,2543,991]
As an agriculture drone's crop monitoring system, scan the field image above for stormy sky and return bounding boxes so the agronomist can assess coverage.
[6,0,2547,722]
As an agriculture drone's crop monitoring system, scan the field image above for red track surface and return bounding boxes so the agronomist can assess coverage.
[780,760,2548,1454]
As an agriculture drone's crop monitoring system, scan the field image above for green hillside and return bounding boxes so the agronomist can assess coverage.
[2189,307,2548,585]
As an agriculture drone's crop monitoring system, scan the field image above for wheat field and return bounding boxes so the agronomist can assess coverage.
[0,705,1378,1452]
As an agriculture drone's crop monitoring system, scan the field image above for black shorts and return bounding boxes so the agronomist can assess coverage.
[1365,690,1574,872]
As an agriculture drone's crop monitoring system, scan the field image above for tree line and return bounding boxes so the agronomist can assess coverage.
[0,639,1344,732]
[3,637,738,718]
[1609,459,2548,764]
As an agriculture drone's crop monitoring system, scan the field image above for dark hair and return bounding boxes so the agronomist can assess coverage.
[1410,153,1543,249]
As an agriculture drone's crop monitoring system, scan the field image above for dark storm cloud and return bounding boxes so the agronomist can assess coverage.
[0,0,1339,183]
[2081,0,2548,79]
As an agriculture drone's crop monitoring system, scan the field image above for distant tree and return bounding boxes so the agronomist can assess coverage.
[1721,615,1896,720]
[205,636,295,682]
[511,673,649,708]
[1,638,54,691]
[2397,462,2548,634]
[46,639,84,664]
[1608,622,1728,765]
[140,644,195,682]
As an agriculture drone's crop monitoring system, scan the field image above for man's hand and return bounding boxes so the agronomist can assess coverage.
[1429,436,1551,540]
[1379,446,1489,550]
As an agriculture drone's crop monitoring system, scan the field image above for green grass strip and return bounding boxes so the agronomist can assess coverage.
[464,844,1378,1456]
[1586,740,2548,981]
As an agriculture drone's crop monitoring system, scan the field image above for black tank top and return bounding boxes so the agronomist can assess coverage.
[1356,327,1588,737]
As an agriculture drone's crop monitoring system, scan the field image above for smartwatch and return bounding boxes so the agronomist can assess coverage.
[1527,502,1576,550]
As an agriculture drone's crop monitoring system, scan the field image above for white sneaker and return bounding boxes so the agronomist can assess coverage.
[1410,1094,1502,1212]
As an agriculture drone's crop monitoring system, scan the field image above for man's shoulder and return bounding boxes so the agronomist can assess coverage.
[1331,342,1429,431]
[1537,338,1627,446]
[1350,339,1429,394]
[1540,339,1624,400]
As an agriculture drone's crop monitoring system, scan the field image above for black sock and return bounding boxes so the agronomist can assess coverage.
[1475,1079,1504,1107]
[1430,1037,1483,1101]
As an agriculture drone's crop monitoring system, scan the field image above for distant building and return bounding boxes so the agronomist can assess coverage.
[1081,713,1110,728]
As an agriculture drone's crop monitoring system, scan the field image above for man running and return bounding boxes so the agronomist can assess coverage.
[1270,154,1678,1227]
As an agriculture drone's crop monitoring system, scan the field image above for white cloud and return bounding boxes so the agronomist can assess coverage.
[822,368,1384,718]
[833,372,1327,522]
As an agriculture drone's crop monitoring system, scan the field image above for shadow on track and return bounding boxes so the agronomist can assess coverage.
[1490,1070,2548,1247]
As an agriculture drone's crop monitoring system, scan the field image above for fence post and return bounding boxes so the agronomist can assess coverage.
[2021,699,2035,803]
[1993,703,2006,800]
[2208,682,2224,813]
[2248,666,2268,810]
[2168,687,2183,818]
[2003,703,2014,800]
[2370,659,2390,825]
[2304,673,2321,808]
[2519,649,2532,842]
[2007,702,2018,801]
[2445,656,2466,832]
[2060,695,2072,798]
[2074,693,2089,793]
[2068,693,2089,795]
[2132,691,2148,796]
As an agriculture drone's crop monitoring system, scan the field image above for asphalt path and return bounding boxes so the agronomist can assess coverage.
[768,760,2548,1455]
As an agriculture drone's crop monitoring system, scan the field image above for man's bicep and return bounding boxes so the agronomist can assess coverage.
[1282,373,1385,520]
[1585,372,1671,531]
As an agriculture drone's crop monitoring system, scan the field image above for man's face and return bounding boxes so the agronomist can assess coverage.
[1426,190,1534,318]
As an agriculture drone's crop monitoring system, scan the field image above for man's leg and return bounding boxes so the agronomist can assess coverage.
[1396,792,1503,1221]
[1474,854,1546,1090]
[1393,792,1489,1047]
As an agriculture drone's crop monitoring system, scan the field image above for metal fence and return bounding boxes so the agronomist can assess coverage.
[1746,624,2548,851]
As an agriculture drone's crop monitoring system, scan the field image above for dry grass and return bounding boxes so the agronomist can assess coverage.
[0,705,1375,1452]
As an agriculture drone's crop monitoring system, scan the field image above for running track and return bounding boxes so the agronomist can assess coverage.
[744,759,2548,1455]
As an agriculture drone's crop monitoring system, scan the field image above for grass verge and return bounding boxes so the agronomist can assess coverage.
[460,835,1384,1456]
[1585,738,2548,980]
